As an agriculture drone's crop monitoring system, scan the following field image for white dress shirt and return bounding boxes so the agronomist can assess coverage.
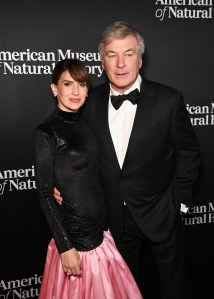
[108,75,141,169]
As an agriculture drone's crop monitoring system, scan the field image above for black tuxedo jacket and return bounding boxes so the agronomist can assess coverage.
[82,78,200,242]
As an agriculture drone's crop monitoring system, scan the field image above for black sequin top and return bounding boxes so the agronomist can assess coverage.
[33,107,107,253]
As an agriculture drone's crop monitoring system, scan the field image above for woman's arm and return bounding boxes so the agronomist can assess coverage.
[33,128,73,253]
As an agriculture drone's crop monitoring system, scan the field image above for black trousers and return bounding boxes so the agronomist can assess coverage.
[113,206,193,299]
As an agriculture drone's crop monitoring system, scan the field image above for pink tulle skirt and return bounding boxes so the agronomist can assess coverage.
[39,231,143,299]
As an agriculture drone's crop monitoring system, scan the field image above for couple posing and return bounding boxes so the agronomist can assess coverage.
[34,21,200,299]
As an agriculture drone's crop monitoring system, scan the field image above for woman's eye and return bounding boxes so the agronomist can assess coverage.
[79,83,86,87]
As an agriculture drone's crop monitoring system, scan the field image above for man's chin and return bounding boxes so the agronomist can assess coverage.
[111,81,134,93]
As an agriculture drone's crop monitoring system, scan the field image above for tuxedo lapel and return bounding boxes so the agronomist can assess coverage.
[123,79,155,167]
[96,87,121,170]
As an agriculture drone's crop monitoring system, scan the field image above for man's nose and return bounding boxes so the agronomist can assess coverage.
[117,55,125,68]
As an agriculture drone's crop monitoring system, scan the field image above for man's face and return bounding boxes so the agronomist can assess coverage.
[102,35,142,94]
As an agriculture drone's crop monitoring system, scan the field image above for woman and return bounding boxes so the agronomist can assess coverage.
[33,59,143,299]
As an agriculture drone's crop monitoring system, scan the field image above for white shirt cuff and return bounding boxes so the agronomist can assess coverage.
[180,203,189,214]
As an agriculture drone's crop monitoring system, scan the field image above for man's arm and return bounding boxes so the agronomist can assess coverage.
[53,186,63,205]
[171,92,201,207]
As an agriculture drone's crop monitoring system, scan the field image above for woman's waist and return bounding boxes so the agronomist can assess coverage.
[66,224,107,251]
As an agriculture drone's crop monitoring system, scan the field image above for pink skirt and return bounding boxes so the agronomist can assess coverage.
[39,231,143,299]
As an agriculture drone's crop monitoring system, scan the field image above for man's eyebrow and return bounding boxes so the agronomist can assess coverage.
[125,48,135,52]
[106,50,116,53]
[106,48,135,54]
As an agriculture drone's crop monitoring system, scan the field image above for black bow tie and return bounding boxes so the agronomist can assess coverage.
[110,88,140,110]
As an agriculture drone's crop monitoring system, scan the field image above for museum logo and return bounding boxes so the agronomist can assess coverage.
[186,102,214,126]
[0,273,42,298]
[0,49,103,77]
[0,166,36,196]
[155,0,213,21]
[182,202,214,225]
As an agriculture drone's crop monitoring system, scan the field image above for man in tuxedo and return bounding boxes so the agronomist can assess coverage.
[55,21,200,298]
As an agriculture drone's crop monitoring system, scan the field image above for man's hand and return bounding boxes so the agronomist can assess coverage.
[53,187,63,205]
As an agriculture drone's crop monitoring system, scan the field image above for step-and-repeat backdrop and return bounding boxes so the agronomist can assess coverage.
[0,1,213,298]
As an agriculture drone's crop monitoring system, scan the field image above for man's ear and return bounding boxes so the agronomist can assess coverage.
[139,59,143,69]
[101,60,105,70]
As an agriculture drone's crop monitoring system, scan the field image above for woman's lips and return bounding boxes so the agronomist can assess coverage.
[69,98,81,103]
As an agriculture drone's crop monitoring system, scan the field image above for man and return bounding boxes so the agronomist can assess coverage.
[55,21,200,299]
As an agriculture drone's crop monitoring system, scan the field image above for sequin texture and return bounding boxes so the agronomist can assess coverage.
[33,107,107,253]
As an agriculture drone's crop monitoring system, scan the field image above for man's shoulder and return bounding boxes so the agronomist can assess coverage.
[143,77,181,97]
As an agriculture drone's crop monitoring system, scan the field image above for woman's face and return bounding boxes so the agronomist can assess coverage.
[51,70,88,112]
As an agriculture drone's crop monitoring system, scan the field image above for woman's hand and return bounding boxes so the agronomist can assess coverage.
[60,248,81,276]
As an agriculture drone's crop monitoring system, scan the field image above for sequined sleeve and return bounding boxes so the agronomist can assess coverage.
[33,127,73,254]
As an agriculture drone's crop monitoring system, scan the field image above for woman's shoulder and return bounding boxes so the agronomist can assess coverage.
[34,110,58,137]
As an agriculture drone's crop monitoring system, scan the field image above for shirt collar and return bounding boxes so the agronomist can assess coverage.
[110,74,142,96]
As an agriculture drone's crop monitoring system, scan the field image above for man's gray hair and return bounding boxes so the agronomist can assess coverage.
[98,21,145,60]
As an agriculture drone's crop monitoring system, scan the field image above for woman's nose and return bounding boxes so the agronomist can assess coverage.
[72,84,79,95]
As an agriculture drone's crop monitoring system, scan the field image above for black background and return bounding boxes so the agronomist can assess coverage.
[0,1,213,298]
